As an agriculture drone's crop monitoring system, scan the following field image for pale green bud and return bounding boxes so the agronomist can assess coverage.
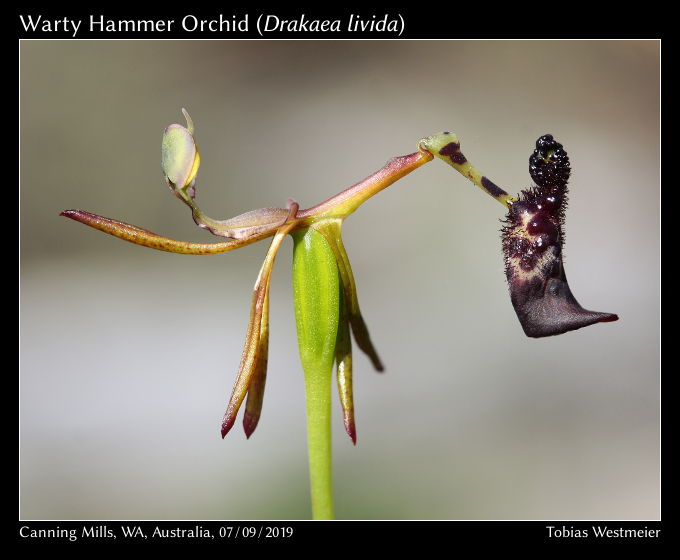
[162,108,200,194]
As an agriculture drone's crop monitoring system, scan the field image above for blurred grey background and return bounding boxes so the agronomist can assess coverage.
[20,40,659,520]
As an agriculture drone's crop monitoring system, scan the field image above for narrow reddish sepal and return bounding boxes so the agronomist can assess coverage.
[220,203,298,440]
[242,289,270,439]
[221,415,236,439]
[344,419,357,446]
[242,411,259,439]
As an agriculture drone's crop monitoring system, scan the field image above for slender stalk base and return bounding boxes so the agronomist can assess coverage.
[303,365,334,520]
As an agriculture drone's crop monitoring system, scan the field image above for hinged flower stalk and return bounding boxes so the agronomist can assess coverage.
[61,110,618,519]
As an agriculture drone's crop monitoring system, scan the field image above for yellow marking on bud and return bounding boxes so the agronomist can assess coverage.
[186,148,200,188]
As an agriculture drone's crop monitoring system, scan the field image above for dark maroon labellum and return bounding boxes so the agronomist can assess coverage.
[502,135,618,337]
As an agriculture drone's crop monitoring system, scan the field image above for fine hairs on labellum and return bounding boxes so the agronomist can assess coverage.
[501,134,618,337]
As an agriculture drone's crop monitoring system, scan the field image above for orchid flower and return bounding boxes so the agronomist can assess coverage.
[420,132,618,336]
[61,111,617,519]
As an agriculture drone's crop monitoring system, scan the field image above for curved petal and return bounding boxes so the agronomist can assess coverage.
[60,209,271,254]
[190,205,291,239]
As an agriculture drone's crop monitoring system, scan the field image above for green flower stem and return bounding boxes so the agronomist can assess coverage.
[302,351,334,520]
[291,227,340,520]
